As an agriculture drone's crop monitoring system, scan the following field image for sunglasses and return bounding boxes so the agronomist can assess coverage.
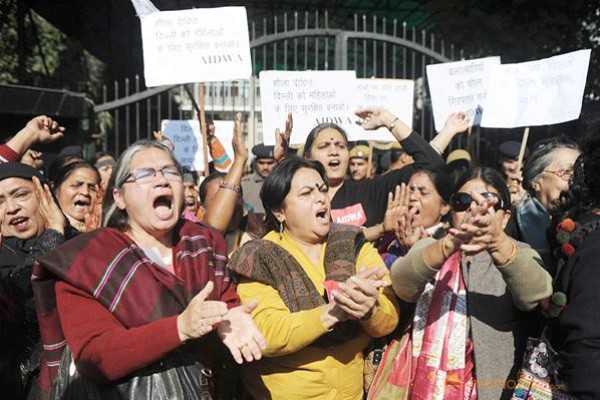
[450,192,506,212]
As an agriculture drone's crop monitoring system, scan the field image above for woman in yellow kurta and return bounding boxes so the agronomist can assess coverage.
[229,157,399,399]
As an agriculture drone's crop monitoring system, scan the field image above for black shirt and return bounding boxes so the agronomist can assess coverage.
[330,131,445,228]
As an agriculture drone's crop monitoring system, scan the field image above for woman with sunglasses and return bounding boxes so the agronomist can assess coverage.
[388,167,552,400]
[32,140,266,399]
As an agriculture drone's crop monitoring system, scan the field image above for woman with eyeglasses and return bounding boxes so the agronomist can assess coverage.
[387,167,552,400]
[32,139,266,399]
[514,138,581,275]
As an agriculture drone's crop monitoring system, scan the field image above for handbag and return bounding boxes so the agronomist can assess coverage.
[366,330,412,400]
[511,330,572,400]
[50,346,212,400]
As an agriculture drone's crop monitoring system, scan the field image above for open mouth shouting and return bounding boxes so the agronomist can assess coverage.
[153,193,175,220]
[315,208,330,224]
[9,215,30,232]
[328,159,341,170]
[73,197,92,214]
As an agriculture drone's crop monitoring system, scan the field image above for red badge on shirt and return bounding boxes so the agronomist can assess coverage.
[330,203,367,227]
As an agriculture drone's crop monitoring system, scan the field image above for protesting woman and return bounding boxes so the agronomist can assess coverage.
[32,140,265,399]
[0,163,74,399]
[388,167,552,400]
[52,160,102,232]
[379,168,453,267]
[229,156,400,399]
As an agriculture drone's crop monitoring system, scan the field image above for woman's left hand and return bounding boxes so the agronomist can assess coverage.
[231,112,249,161]
[332,267,389,320]
[217,300,267,364]
[32,176,66,233]
[449,191,504,255]
[274,112,292,162]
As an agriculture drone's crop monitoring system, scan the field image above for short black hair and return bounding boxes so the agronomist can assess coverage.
[302,123,348,159]
[411,167,453,204]
[53,160,100,194]
[260,156,327,231]
[454,167,511,211]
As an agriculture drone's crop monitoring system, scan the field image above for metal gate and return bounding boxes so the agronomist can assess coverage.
[94,11,462,156]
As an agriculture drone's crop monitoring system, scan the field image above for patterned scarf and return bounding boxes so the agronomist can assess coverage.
[406,251,477,399]
[32,220,238,396]
[229,223,365,345]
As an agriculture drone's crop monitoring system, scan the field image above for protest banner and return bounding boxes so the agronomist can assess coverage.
[480,49,591,128]
[161,119,235,171]
[351,78,414,141]
[260,70,359,145]
[426,56,501,130]
[141,6,252,87]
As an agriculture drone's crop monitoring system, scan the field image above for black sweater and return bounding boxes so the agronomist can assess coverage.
[552,213,600,399]
[330,131,445,228]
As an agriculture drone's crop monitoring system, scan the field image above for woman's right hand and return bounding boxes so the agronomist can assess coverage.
[449,191,501,255]
[394,207,429,252]
[32,176,66,234]
[177,281,229,342]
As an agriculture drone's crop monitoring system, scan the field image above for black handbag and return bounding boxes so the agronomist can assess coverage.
[50,346,212,400]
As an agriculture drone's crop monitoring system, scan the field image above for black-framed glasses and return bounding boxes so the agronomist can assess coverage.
[450,192,505,212]
[123,166,182,185]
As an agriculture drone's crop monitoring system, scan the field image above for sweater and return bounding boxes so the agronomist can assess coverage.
[236,230,400,400]
[330,131,445,228]
[391,238,552,400]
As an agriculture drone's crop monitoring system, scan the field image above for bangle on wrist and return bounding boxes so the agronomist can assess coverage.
[218,180,241,193]
[496,240,518,266]
[441,235,452,259]
[387,117,400,131]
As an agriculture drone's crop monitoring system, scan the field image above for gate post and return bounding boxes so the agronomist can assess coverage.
[334,32,348,70]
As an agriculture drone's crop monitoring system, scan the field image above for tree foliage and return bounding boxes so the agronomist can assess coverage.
[420,0,600,102]
[0,0,105,98]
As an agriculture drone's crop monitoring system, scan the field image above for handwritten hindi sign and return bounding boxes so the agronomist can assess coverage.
[427,56,501,130]
[350,78,414,141]
[141,7,251,87]
[161,119,234,171]
[260,70,358,145]
[481,49,591,128]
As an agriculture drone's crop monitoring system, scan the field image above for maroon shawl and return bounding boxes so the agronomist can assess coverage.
[32,220,238,396]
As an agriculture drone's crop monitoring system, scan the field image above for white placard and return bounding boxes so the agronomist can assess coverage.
[141,7,252,87]
[481,49,591,128]
[260,70,359,145]
[352,78,414,141]
[426,56,501,130]
[161,119,235,171]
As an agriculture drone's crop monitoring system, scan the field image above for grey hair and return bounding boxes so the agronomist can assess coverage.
[102,139,181,229]
[522,139,580,194]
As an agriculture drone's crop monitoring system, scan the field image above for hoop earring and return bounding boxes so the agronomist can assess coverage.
[279,221,284,239]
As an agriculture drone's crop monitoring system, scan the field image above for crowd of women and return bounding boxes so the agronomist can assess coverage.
[1,108,599,400]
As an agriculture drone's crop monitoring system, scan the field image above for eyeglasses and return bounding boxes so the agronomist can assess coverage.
[450,192,506,212]
[544,168,573,182]
[123,166,182,185]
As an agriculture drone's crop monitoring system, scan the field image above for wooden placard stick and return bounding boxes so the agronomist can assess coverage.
[516,127,530,173]
[184,83,211,176]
